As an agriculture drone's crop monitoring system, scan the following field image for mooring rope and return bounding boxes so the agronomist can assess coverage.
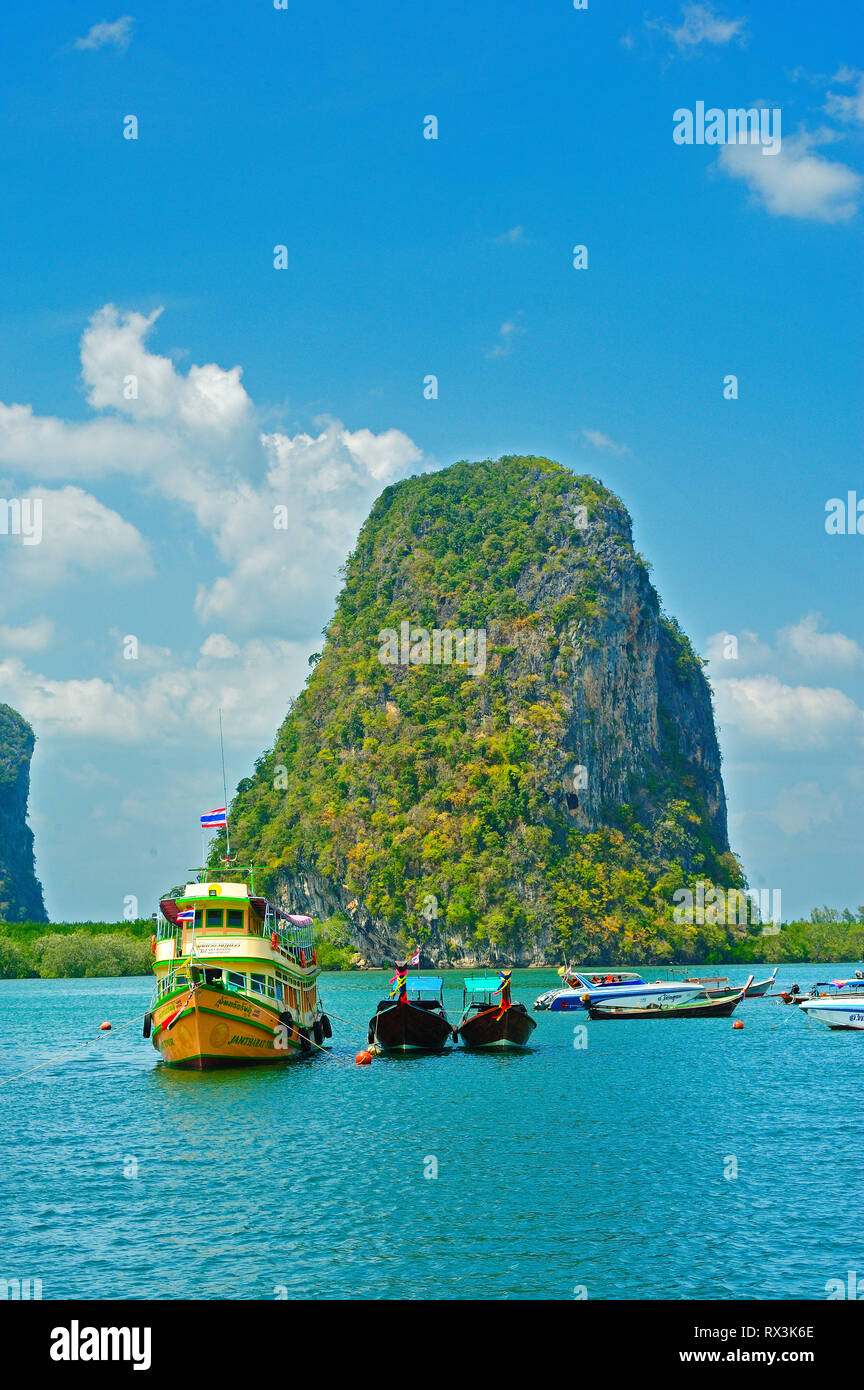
[0,1004,154,1088]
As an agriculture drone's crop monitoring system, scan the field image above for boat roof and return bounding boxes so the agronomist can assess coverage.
[464,976,502,991]
[570,969,643,982]
[407,976,442,993]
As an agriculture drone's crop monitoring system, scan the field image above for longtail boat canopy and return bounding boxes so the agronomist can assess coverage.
[406,976,443,993]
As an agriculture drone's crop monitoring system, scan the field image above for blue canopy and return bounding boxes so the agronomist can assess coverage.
[464,976,502,994]
[407,976,443,993]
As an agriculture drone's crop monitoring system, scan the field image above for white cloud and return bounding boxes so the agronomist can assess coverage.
[0,619,54,653]
[765,780,843,836]
[80,305,251,433]
[652,3,746,51]
[486,320,523,359]
[74,16,133,52]
[582,428,630,456]
[712,675,864,749]
[825,71,864,125]
[0,639,311,745]
[1,486,151,588]
[494,226,525,245]
[717,131,861,223]
[200,633,239,660]
[705,629,773,669]
[0,305,424,635]
[778,613,864,670]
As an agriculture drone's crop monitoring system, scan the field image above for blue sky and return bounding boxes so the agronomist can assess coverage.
[0,1,861,922]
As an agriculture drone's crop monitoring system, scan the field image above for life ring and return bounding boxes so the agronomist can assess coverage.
[150,935,156,954]
[270,931,279,949]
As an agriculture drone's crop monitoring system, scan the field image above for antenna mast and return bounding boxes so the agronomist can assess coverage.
[219,707,231,861]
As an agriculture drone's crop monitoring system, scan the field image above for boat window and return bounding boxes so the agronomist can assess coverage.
[227,909,244,929]
[206,908,224,928]
[250,973,267,995]
[226,971,246,991]
[194,909,203,928]
[274,981,284,1000]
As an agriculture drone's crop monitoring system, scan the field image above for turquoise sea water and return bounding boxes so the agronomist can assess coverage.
[2,964,863,1301]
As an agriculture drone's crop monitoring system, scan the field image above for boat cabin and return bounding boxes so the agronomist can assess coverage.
[461,976,509,1012]
[569,970,644,989]
[152,877,318,1019]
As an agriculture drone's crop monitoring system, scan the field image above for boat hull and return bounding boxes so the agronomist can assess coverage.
[151,984,307,1068]
[588,992,744,1020]
[369,999,452,1052]
[744,972,777,997]
[456,1004,536,1049]
[549,983,705,1011]
[799,1001,864,1030]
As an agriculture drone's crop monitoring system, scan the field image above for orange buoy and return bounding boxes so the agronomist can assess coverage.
[99,1021,112,1031]
[150,935,156,954]
[355,1050,372,1066]
[732,1020,744,1029]
[270,931,279,949]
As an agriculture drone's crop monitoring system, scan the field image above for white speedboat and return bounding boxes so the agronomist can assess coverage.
[799,979,864,1030]
[534,968,707,1013]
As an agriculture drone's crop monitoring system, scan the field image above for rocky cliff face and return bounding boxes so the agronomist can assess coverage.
[0,704,47,922]
[224,456,742,965]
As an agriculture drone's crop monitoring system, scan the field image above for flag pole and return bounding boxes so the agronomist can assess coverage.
[219,707,231,861]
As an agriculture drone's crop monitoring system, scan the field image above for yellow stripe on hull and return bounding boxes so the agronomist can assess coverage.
[152,985,305,1069]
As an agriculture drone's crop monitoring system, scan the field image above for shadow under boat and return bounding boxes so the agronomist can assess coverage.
[368,965,452,1052]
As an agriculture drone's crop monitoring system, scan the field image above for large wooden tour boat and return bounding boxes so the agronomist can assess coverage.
[145,867,330,1069]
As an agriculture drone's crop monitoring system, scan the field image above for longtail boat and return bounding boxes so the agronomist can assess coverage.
[367,964,452,1052]
[744,966,778,997]
[145,866,330,1069]
[587,976,753,1021]
[454,971,536,1049]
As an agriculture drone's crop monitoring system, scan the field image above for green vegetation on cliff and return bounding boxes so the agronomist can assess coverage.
[218,455,747,964]
[0,703,47,923]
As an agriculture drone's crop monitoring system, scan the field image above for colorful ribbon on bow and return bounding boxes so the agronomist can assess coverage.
[494,969,512,1019]
[389,966,408,1000]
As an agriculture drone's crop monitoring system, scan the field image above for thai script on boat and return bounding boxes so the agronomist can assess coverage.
[673,103,782,155]
[672,882,781,931]
[377,622,487,676]
[50,1321,151,1371]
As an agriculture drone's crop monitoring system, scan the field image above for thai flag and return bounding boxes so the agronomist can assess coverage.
[408,948,421,965]
[176,909,195,923]
[201,808,227,829]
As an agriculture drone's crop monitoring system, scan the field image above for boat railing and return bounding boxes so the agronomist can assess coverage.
[155,914,181,943]
[262,904,316,964]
